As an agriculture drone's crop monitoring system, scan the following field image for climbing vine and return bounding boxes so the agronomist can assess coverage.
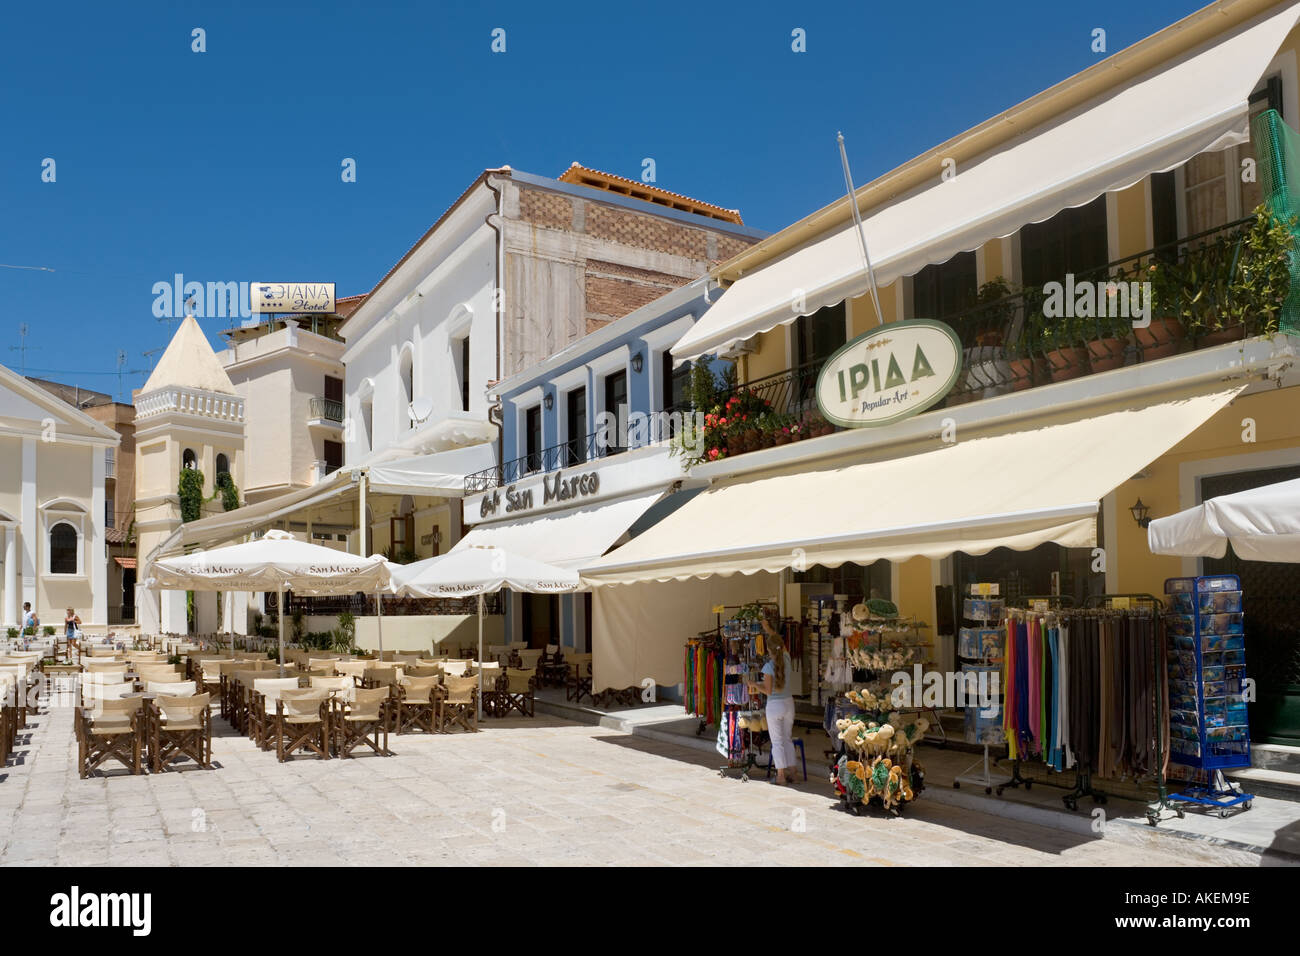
[215,471,239,512]
[178,469,204,522]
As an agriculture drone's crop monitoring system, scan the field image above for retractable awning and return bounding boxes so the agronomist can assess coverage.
[366,443,497,496]
[152,442,496,556]
[454,489,669,572]
[672,1,1300,364]
[581,387,1244,585]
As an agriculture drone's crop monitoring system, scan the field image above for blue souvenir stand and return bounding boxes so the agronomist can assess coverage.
[1162,575,1254,818]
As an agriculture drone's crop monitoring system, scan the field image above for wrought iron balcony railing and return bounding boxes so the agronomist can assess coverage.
[308,397,345,422]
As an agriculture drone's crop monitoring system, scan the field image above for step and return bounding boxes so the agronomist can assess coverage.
[1224,765,1300,802]
[1251,742,1300,775]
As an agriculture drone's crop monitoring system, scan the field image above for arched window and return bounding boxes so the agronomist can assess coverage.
[182,448,198,470]
[49,522,77,575]
[215,453,230,478]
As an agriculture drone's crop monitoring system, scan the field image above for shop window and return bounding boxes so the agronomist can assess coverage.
[49,522,78,575]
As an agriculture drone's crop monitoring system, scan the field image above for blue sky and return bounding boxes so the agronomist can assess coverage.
[0,0,1207,398]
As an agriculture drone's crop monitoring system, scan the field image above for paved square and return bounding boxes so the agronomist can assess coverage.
[0,702,1257,866]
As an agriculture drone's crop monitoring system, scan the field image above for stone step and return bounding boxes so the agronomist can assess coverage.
[1251,742,1300,775]
[1224,765,1300,803]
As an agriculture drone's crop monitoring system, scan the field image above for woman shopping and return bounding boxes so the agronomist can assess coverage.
[749,611,796,785]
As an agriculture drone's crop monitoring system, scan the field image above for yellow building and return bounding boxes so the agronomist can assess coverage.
[583,0,1300,755]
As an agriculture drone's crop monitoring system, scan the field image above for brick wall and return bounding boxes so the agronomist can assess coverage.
[585,203,710,259]
[519,190,573,230]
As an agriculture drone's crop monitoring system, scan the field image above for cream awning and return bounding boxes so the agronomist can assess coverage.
[1148,476,1300,562]
[581,387,1244,585]
[366,443,496,496]
[672,2,1300,363]
[454,489,669,572]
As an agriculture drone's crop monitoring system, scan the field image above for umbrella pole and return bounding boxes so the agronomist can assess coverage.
[477,593,484,721]
[277,586,285,678]
[376,591,384,658]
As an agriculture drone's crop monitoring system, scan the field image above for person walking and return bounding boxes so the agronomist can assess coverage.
[64,607,81,643]
[749,611,796,785]
[20,602,38,651]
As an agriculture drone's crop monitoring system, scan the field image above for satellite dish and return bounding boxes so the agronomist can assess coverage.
[408,397,434,425]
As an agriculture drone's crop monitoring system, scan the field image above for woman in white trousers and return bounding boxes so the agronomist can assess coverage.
[750,613,796,784]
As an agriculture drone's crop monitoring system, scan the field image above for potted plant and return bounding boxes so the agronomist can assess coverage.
[1135,260,1187,359]
[1084,307,1131,373]
[1041,310,1089,383]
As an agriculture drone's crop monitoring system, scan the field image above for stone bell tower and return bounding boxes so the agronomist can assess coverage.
[133,315,247,635]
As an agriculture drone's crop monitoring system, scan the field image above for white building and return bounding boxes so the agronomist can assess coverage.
[0,361,119,631]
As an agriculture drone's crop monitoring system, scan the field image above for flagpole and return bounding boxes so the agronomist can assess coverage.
[837,132,885,327]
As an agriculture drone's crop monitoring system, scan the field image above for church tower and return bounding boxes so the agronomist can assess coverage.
[134,315,246,634]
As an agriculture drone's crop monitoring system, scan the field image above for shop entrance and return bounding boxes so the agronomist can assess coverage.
[521,592,559,649]
[1200,464,1300,744]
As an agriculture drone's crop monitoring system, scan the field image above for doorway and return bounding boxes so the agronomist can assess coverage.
[521,593,558,649]
[1200,464,1300,744]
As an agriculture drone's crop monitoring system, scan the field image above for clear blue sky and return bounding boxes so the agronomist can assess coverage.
[0,0,1207,398]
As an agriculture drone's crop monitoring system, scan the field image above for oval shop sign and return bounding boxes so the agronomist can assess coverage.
[815,319,962,427]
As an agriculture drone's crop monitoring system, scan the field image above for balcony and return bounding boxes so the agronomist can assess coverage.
[465,409,692,493]
[689,212,1294,465]
[307,397,345,432]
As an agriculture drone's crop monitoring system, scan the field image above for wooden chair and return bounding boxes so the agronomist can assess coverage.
[150,693,212,771]
[84,659,125,672]
[362,665,401,690]
[310,675,354,705]
[404,664,441,678]
[565,654,593,704]
[145,680,196,697]
[393,676,439,735]
[439,676,479,733]
[80,677,133,710]
[474,662,503,717]
[335,659,369,686]
[440,659,472,678]
[250,677,303,749]
[538,644,566,687]
[333,686,392,757]
[77,697,145,777]
[500,668,537,717]
[274,689,330,761]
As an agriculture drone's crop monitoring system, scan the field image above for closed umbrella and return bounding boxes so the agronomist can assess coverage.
[148,529,392,675]
[1147,477,1300,562]
[390,545,580,716]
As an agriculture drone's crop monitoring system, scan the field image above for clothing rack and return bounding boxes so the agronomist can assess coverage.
[716,604,776,782]
[1069,594,1163,813]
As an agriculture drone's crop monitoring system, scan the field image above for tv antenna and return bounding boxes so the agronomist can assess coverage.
[8,323,39,376]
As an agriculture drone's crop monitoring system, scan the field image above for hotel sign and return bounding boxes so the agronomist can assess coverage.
[250,281,336,314]
[816,320,962,427]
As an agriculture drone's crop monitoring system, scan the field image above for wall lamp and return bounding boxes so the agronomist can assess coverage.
[543,392,554,410]
[631,351,644,374]
[1129,498,1153,528]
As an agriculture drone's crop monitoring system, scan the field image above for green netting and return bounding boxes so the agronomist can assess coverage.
[1253,108,1300,333]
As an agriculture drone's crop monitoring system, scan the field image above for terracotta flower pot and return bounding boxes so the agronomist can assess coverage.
[773,431,790,446]
[1134,315,1185,360]
[1086,337,1127,373]
[1045,346,1089,383]
[1008,356,1035,391]
[1200,323,1246,346]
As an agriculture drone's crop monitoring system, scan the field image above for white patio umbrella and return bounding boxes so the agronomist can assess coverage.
[148,529,393,675]
[1148,477,1300,563]
[390,545,580,716]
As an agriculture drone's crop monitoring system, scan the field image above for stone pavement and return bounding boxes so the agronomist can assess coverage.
[0,699,1265,866]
